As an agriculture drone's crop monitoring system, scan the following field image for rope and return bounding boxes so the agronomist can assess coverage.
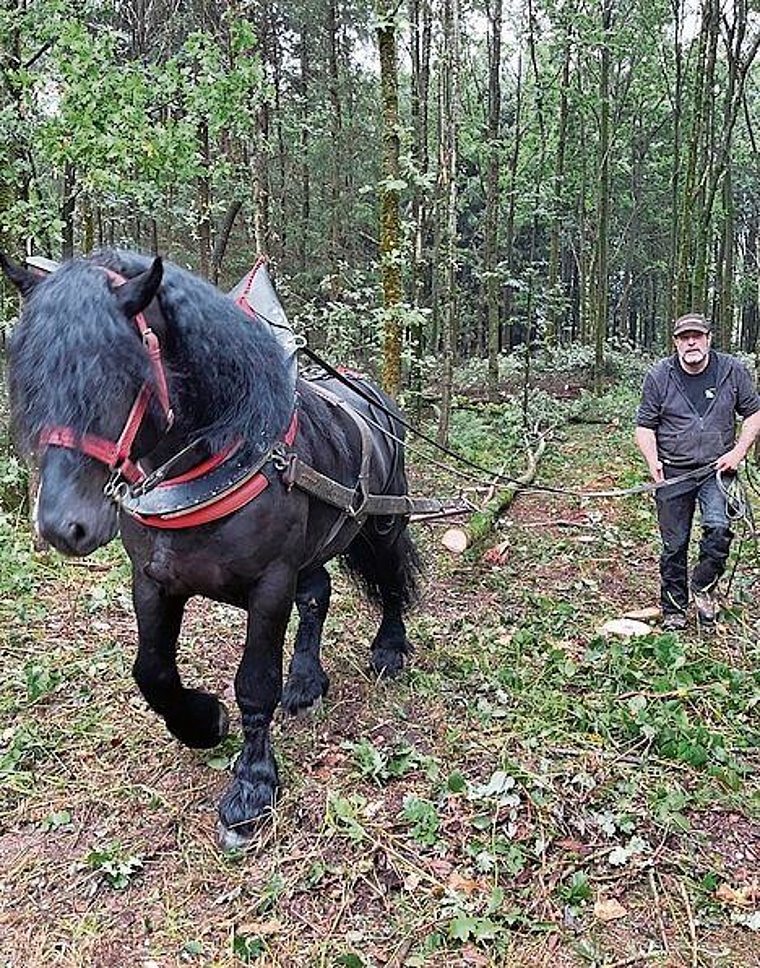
[716,470,751,523]
[717,468,759,601]
[298,345,717,501]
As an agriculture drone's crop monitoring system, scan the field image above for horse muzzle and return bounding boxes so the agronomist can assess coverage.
[36,454,119,556]
[37,504,118,556]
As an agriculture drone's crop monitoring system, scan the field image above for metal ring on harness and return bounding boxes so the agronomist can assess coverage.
[347,481,369,518]
[104,469,130,504]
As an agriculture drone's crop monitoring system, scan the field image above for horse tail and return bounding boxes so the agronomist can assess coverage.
[340,522,422,612]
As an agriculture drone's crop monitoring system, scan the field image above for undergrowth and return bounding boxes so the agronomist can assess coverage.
[0,356,758,966]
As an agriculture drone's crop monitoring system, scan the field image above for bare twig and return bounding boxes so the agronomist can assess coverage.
[608,952,663,968]
[648,869,670,957]
[679,880,699,967]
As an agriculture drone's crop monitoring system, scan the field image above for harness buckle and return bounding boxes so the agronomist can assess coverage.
[347,480,369,518]
[104,469,129,504]
[271,443,292,472]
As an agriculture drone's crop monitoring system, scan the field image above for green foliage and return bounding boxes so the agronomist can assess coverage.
[86,842,143,889]
[343,737,430,784]
[41,809,72,831]
[401,796,440,846]
[0,511,37,612]
[448,913,501,944]
[558,870,592,905]
[326,794,367,843]
[24,660,60,701]
[232,932,265,962]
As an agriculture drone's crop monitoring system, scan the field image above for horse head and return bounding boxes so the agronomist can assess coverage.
[2,254,166,555]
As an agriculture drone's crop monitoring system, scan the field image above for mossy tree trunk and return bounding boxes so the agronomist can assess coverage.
[436,0,460,445]
[377,0,403,398]
[485,0,502,401]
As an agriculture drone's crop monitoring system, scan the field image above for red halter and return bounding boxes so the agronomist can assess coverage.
[38,268,173,484]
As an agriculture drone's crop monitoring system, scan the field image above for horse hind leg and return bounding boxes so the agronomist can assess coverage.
[281,566,331,715]
[343,523,420,677]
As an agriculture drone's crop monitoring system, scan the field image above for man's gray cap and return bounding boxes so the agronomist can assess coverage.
[673,312,711,336]
[673,313,712,336]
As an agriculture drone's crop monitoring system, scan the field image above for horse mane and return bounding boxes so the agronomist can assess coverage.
[9,250,293,456]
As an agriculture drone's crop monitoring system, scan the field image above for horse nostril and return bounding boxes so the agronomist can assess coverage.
[66,520,88,547]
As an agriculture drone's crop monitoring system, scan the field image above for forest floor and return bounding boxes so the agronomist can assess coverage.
[1,408,759,967]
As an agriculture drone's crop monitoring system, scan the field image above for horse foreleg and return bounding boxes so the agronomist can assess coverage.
[281,566,331,715]
[217,571,294,849]
[132,573,230,749]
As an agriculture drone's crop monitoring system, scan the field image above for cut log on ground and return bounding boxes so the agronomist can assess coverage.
[442,436,547,554]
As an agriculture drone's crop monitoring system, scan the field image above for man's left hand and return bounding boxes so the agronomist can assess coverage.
[715,447,744,472]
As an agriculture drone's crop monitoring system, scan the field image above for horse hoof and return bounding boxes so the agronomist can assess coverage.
[281,671,329,716]
[216,821,256,852]
[167,693,230,749]
[370,647,406,677]
[217,774,277,848]
[216,703,230,743]
[293,695,323,720]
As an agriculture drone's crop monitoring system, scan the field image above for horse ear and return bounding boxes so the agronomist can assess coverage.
[0,253,41,296]
[114,257,164,318]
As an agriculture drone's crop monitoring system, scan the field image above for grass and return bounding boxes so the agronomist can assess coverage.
[0,386,759,966]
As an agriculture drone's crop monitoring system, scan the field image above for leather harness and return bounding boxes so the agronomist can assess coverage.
[34,258,446,530]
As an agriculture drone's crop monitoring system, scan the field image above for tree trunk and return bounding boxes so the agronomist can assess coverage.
[197,120,212,278]
[327,0,343,298]
[436,0,460,445]
[61,162,76,259]
[485,0,503,401]
[409,0,432,414]
[297,19,310,273]
[667,0,685,324]
[377,0,404,398]
[503,54,523,349]
[547,25,571,346]
[211,199,243,285]
[593,0,613,386]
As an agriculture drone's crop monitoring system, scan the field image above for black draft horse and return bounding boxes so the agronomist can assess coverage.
[3,251,420,848]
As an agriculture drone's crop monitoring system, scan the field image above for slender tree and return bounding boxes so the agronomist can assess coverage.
[377,0,403,397]
[484,0,503,400]
[436,0,460,444]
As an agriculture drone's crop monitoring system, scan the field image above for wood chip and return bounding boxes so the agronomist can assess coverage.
[598,618,653,638]
[594,897,628,921]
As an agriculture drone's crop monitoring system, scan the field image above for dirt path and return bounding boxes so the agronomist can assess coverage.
[1,420,758,966]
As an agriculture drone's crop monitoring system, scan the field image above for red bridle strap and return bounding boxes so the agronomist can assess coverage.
[102,268,172,422]
[39,384,152,484]
[39,266,173,484]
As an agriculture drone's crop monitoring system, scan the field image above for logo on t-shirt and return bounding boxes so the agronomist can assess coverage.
[705,388,715,399]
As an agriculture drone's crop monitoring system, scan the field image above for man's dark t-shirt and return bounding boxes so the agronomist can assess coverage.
[675,352,718,416]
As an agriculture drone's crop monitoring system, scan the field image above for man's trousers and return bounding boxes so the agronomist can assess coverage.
[654,471,732,616]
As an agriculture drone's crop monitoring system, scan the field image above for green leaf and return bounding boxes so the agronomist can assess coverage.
[334,955,364,968]
[42,809,71,831]
[448,915,477,941]
[447,770,466,793]
[233,933,264,961]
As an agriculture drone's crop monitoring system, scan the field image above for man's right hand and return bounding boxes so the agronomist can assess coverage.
[635,427,663,484]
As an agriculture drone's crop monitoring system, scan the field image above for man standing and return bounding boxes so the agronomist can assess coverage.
[635,312,760,630]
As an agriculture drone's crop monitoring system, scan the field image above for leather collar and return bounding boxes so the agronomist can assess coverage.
[120,411,298,529]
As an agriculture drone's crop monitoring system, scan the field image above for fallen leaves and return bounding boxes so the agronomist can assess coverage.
[715,882,760,908]
[593,896,628,922]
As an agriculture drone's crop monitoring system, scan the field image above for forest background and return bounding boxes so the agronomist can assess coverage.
[1,0,759,419]
[2,4,760,964]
